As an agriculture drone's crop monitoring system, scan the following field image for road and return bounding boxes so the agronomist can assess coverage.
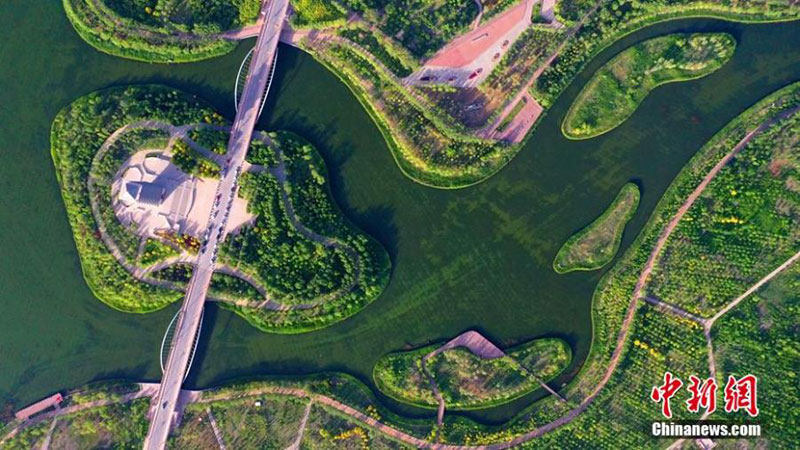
[142,0,290,448]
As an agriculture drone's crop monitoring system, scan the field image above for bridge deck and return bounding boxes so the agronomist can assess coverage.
[143,0,290,448]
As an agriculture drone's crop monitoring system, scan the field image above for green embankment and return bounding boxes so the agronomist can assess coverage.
[372,337,571,410]
[553,182,640,273]
[62,0,260,63]
[563,33,736,139]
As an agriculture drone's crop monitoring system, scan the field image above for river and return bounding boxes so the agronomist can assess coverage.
[0,0,798,424]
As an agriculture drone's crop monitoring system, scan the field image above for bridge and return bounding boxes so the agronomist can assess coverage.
[143,0,290,448]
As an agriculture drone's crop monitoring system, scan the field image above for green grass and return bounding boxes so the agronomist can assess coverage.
[291,0,347,29]
[553,182,640,273]
[712,264,800,444]
[562,33,736,140]
[197,397,307,448]
[428,349,539,409]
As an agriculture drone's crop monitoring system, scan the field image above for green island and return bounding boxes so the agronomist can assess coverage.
[50,85,390,332]
[562,33,736,139]
[553,182,640,273]
[62,0,800,188]
[62,0,262,63]
[373,335,571,410]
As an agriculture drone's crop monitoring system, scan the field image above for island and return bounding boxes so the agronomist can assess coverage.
[50,85,390,333]
[562,33,736,139]
[373,332,571,410]
[553,182,640,273]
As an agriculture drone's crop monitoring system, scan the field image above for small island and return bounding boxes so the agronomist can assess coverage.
[562,33,736,139]
[373,331,571,410]
[553,183,640,274]
[50,85,390,333]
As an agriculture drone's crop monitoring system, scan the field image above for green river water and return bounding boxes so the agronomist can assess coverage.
[1,0,798,423]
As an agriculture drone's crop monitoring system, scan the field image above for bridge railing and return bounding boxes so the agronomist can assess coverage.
[160,309,204,382]
[234,47,279,119]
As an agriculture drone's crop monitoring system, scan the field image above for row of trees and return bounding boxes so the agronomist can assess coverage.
[648,109,800,316]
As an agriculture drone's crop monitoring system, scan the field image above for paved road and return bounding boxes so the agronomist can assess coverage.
[142,0,290,448]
